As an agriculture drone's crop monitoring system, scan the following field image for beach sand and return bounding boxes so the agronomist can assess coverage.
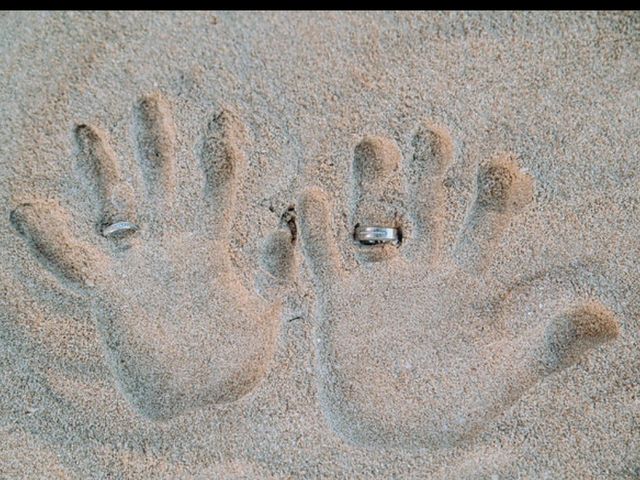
[1,11,638,479]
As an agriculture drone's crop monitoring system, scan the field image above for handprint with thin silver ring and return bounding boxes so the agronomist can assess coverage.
[10,92,293,421]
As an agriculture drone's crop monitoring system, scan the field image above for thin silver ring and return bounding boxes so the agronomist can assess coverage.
[102,221,138,238]
[354,225,399,245]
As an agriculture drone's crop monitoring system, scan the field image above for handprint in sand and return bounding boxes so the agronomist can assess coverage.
[298,125,620,449]
[10,93,293,420]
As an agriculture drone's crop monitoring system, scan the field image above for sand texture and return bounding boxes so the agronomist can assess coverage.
[1,11,639,479]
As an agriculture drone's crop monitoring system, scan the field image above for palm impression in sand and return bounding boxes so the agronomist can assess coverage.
[10,93,293,420]
[298,124,620,449]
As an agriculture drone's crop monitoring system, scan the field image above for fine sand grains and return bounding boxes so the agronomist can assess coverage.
[1,11,638,479]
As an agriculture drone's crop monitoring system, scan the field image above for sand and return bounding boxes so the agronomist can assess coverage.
[1,11,639,479]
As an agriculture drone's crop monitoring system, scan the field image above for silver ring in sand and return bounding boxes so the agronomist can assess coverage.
[354,226,399,246]
[101,221,138,239]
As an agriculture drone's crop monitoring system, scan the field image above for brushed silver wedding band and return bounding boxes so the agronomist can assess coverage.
[354,225,399,245]
[102,221,138,238]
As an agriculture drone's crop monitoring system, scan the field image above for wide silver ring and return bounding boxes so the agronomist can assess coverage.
[102,221,138,238]
[354,225,399,245]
